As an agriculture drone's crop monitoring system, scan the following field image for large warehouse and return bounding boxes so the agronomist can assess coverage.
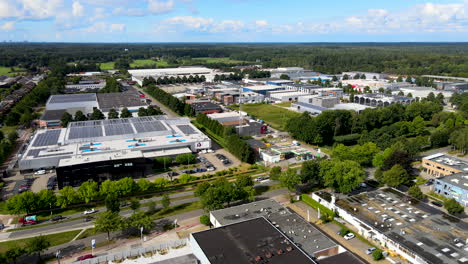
[129,67,219,85]
[20,116,211,188]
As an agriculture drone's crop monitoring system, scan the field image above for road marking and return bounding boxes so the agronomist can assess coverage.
[72,228,87,241]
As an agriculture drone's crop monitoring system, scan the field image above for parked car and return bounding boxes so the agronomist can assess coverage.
[431,201,443,207]
[425,179,434,186]
[344,233,355,240]
[83,216,94,222]
[167,172,178,177]
[51,215,64,221]
[77,254,94,261]
[255,177,264,182]
[83,209,97,215]
[222,159,231,165]
[365,247,376,255]
[34,170,46,175]
[206,166,215,172]
[19,215,37,226]
[0,223,5,230]
[120,202,130,207]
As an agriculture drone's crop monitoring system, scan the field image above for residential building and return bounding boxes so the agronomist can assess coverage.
[433,173,468,206]
[422,153,468,177]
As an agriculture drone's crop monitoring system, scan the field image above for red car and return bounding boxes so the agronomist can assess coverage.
[77,254,94,261]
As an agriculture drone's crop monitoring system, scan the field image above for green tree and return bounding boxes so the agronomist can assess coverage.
[108,108,119,119]
[137,178,152,192]
[60,112,73,127]
[77,180,99,204]
[56,186,80,208]
[90,108,105,120]
[396,76,403,82]
[279,74,290,80]
[37,189,57,211]
[117,177,137,197]
[372,249,384,261]
[138,107,148,117]
[125,211,154,232]
[161,194,171,210]
[26,235,50,260]
[279,168,301,191]
[120,107,132,118]
[129,198,140,212]
[154,177,169,189]
[449,127,468,154]
[332,142,380,166]
[147,200,157,214]
[200,215,211,226]
[175,153,196,164]
[95,211,123,240]
[382,164,411,187]
[270,166,282,180]
[408,185,424,200]
[444,198,464,215]
[319,160,365,193]
[7,191,37,214]
[236,174,253,188]
[427,92,436,102]
[8,131,18,142]
[100,179,120,196]
[74,110,87,121]
[300,159,322,186]
[105,193,120,213]
[5,246,27,264]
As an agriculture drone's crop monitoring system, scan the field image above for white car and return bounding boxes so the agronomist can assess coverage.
[344,233,355,240]
[255,177,264,182]
[34,170,46,175]
[83,209,96,215]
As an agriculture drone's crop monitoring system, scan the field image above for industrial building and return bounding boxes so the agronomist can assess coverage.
[342,72,388,80]
[269,67,318,79]
[309,189,468,264]
[64,80,106,93]
[129,67,219,85]
[353,93,415,106]
[207,199,363,263]
[268,91,310,102]
[393,87,454,100]
[190,101,222,115]
[422,153,468,177]
[284,83,323,94]
[241,84,283,95]
[436,82,468,92]
[433,173,468,206]
[292,102,328,115]
[19,116,211,188]
[260,144,313,163]
[207,112,268,137]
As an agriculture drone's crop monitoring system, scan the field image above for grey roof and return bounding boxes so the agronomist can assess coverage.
[318,251,366,264]
[96,93,146,109]
[246,139,267,149]
[191,217,316,264]
[292,102,328,111]
[423,153,468,172]
[191,102,222,111]
[48,93,97,104]
[335,188,468,264]
[435,173,468,190]
[32,130,61,147]
[210,199,337,256]
[40,109,66,121]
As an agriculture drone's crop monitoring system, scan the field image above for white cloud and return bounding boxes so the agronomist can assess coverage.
[148,0,174,14]
[72,1,84,17]
[110,23,126,32]
[255,20,268,27]
[18,0,64,19]
[0,21,15,30]
[113,7,146,16]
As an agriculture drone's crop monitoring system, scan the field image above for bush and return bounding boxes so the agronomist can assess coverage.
[200,215,211,226]
[372,249,384,260]
[176,153,196,165]
[444,198,464,215]
[339,228,349,236]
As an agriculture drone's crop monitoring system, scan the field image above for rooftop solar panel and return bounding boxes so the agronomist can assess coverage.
[104,124,134,136]
[68,126,103,140]
[32,130,61,147]
[48,93,97,104]
[133,120,167,133]
[177,125,197,135]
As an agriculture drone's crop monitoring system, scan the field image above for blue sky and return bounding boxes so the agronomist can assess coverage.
[1,0,468,42]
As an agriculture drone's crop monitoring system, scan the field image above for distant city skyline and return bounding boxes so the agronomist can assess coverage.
[0,0,468,42]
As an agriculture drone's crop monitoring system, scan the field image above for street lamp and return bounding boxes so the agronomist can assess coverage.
[55,250,61,264]
[50,203,52,216]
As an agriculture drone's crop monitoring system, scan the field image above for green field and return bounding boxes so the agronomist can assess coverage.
[0,230,81,254]
[98,62,115,70]
[231,104,300,130]
[0,66,26,76]
[275,102,292,107]
[99,59,169,70]
[191,57,245,64]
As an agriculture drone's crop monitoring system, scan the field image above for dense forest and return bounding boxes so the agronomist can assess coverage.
[2,43,468,76]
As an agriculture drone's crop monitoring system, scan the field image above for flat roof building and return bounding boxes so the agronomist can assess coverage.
[242,84,284,95]
[129,67,219,85]
[433,173,468,206]
[422,153,468,177]
[268,91,311,102]
[310,188,468,264]
[20,116,211,188]
[353,93,415,107]
[38,109,67,128]
[46,93,99,114]
[96,92,147,112]
[191,102,222,115]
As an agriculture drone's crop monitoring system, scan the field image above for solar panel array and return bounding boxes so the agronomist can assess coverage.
[68,126,103,140]
[105,124,134,136]
[177,125,197,135]
[48,93,97,104]
[32,130,61,146]
[133,118,167,133]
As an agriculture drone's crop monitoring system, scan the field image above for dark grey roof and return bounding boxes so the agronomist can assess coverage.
[435,173,468,190]
[40,109,66,121]
[191,217,316,264]
[96,93,146,109]
[48,93,97,104]
[32,130,61,147]
[246,139,267,149]
[318,251,366,264]
[191,102,222,111]
[293,102,328,111]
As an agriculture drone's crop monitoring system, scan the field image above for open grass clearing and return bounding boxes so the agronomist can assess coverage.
[0,230,81,254]
[230,103,301,131]
[191,57,246,64]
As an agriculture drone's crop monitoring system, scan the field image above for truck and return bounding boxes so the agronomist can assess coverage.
[19,215,37,226]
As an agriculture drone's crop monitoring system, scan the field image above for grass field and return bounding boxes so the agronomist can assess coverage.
[231,104,300,131]
[0,230,81,253]
[275,102,292,107]
[191,57,245,64]
[0,66,27,76]
[99,59,169,70]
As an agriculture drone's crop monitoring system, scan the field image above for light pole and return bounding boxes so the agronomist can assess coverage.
[55,250,61,264]
[50,203,52,216]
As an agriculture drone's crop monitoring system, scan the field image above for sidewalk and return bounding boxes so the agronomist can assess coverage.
[286,201,403,264]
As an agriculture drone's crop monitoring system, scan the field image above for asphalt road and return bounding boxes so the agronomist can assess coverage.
[131,84,179,118]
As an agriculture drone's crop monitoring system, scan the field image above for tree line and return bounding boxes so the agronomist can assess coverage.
[145,84,194,116]
[196,113,255,163]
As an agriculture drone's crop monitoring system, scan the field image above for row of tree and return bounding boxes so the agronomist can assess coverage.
[145,85,194,116]
[196,113,255,163]
[142,75,206,86]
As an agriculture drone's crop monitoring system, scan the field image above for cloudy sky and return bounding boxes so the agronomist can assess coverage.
[1,0,468,42]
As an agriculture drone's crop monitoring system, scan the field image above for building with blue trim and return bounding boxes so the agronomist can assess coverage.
[433,173,468,206]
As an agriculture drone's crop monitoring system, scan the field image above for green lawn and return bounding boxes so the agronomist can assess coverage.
[191,57,245,64]
[231,104,300,131]
[275,102,292,107]
[0,230,81,253]
[131,59,168,68]
[0,66,26,76]
[99,62,115,70]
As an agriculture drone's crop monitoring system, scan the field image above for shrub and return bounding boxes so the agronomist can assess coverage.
[372,249,384,260]
[200,215,211,226]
